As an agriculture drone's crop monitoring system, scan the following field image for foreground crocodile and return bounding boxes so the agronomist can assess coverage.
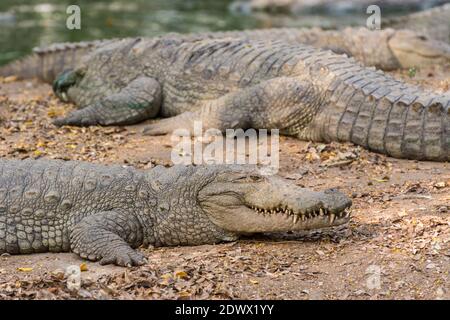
[0,159,352,266]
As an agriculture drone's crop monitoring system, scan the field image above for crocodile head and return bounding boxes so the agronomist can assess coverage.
[388,30,450,68]
[196,166,352,235]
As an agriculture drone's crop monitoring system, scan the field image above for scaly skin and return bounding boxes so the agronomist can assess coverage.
[57,38,450,161]
[0,159,352,266]
[0,39,115,83]
[1,27,449,82]
[205,27,450,70]
[1,36,449,161]
[384,3,450,42]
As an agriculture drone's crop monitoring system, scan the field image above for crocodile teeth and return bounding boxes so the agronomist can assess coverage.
[293,215,299,224]
[344,208,352,218]
[329,213,336,224]
[319,208,324,216]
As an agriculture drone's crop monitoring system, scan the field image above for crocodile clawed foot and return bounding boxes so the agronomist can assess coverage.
[142,121,172,136]
[53,108,99,127]
[142,112,198,136]
[98,249,147,267]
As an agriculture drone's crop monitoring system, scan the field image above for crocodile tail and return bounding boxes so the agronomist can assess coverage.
[0,40,107,83]
[356,89,450,162]
[0,54,41,80]
[311,53,450,161]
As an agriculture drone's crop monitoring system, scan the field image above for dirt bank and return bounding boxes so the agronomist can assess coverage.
[0,65,448,299]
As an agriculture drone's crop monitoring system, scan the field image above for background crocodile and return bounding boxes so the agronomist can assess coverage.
[384,3,450,42]
[202,27,450,70]
[2,26,449,82]
[236,1,450,42]
[242,0,450,14]
[0,159,352,266]
[3,36,449,161]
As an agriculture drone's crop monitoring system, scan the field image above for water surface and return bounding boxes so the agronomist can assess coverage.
[0,0,420,65]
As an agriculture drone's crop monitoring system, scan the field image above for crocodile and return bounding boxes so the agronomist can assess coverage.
[235,1,450,42]
[384,3,450,42]
[241,0,450,14]
[3,35,448,161]
[0,159,352,266]
[1,26,448,83]
[202,27,450,70]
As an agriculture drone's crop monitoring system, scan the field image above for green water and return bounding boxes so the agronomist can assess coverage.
[0,0,413,65]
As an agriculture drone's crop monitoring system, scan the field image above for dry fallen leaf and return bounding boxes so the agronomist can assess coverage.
[80,263,88,272]
[2,76,18,83]
[372,178,389,183]
[159,273,173,286]
[174,270,188,279]
[33,150,43,157]
[316,250,325,256]
[434,182,447,189]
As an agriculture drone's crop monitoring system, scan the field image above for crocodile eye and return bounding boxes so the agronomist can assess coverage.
[235,175,263,183]
[249,175,263,182]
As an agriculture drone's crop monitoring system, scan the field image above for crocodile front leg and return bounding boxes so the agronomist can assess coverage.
[142,77,320,136]
[54,76,162,126]
[69,210,147,267]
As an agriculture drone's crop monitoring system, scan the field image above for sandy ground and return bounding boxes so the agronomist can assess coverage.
[0,65,449,300]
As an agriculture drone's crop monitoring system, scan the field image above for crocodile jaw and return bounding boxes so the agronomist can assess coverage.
[206,204,352,234]
[388,30,450,68]
[198,168,352,235]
